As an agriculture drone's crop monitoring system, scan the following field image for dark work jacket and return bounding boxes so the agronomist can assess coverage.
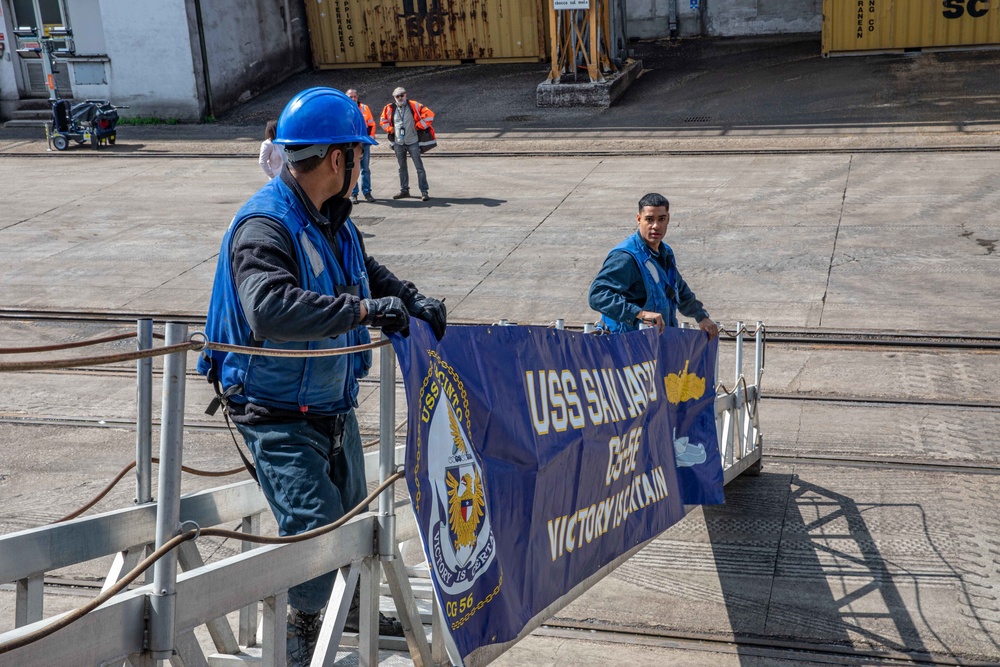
[589,231,709,331]
[199,168,417,422]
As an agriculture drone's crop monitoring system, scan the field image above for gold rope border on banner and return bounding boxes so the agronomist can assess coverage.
[415,349,501,631]
[451,571,504,631]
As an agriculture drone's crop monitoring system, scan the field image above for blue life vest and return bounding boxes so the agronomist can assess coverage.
[600,231,680,333]
[197,177,372,415]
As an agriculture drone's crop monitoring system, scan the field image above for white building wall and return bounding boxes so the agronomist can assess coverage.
[1,0,309,121]
[63,0,110,102]
[0,1,22,118]
[97,0,201,119]
[627,0,821,39]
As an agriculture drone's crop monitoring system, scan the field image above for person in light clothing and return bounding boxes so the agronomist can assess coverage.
[258,119,284,179]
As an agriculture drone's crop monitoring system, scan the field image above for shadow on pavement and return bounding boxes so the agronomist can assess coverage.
[705,471,1000,663]
[368,197,506,209]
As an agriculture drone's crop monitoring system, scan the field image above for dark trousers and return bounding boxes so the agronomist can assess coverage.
[235,409,366,613]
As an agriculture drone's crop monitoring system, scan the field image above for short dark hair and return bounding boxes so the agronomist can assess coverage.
[638,193,669,212]
[285,143,353,174]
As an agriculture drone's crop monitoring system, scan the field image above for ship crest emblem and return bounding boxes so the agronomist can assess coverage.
[423,358,496,595]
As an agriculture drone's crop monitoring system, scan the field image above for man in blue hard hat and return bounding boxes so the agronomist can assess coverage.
[198,87,447,666]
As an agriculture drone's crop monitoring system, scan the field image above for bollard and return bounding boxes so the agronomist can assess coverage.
[149,322,188,661]
[377,344,397,560]
[135,319,153,506]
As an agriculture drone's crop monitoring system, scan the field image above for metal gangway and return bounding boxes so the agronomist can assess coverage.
[0,320,765,666]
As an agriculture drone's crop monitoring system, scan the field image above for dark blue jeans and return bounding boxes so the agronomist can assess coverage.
[351,144,372,196]
[393,141,428,194]
[235,410,367,613]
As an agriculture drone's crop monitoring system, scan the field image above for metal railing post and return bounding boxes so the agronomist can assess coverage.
[734,321,744,388]
[136,318,153,506]
[239,513,261,647]
[754,321,764,388]
[377,344,397,559]
[149,322,188,662]
[714,323,721,392]
[734,321,746,459]
[752,321,765,454]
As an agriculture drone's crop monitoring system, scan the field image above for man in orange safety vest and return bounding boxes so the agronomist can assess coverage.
[380,86,435,201]
[346,88,376,203]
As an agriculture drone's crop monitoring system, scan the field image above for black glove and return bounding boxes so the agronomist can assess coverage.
[406,293,447,341]
[361,296,410,335]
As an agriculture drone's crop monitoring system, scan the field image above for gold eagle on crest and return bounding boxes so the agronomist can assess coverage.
[446,469,485,551]
[445,402,485,550]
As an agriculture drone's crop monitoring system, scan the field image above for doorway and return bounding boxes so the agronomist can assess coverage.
[10,0,72,97]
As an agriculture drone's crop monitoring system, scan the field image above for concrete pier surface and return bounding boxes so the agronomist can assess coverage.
[1,37,998,665]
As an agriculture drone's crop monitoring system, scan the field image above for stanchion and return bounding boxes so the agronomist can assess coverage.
[734,321,745,460]
[136,318,153,505]
[149,322,188,662]
[734,320,745,387]
[754,321,764,387]
[377,341,433,665]
[377,344,397,559]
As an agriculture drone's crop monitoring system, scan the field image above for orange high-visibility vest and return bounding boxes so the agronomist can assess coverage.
[359,103,376,138]
[380,100,435,141]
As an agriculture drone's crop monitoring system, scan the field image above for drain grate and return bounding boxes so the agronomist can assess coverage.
[682,116,711,123]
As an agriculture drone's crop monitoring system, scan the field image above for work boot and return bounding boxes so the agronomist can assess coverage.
[351,194,359,204]
[392,190,409,199]
[287,608,322,667]
[344,588,406,637]
[420,192,430,201]
[364,192,376,203]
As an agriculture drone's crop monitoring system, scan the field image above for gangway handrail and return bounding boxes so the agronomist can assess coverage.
[0,480,265,584]
[0,319,765,666]
[0,444,405,585]
[1,498,422,664]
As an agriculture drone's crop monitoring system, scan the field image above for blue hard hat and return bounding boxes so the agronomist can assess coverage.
[274,87,377,147]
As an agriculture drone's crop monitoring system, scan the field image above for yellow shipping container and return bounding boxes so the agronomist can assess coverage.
[304,0,548,67]
[823,0,1000,55]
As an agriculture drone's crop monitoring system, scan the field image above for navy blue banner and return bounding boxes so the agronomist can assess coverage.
[391,320,722,661]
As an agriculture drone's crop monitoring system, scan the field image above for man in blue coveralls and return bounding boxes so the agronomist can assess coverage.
[198,87,447,666]
[589,192,719,338]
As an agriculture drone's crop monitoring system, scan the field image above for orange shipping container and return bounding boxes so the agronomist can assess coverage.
[823,0,1000,55]
[304,0,548,67]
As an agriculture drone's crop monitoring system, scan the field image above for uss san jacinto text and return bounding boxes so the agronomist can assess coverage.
[523,362,673,563]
